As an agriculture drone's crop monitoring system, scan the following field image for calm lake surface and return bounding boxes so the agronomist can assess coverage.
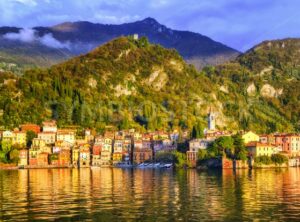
[1,168,300,222]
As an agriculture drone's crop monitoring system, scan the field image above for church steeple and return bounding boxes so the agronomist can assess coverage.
[208,108,216,131]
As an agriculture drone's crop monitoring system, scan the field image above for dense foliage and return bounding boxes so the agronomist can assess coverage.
[255,154,288,165]
[0,37,298,134]
[197,135,248,166]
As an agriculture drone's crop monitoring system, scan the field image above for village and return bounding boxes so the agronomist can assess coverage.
[0,111,299,169]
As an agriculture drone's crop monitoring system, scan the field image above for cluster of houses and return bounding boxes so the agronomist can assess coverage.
[187,112,300,167]
[0,121,179,168]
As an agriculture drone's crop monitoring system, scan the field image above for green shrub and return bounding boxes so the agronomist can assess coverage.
[271,154,288,165]
[254,155,272,165]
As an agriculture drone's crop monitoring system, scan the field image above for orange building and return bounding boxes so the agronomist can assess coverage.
[133,148,153,164]
[37,153,49,166]
[275,134,300,157]
[20,124,41,134]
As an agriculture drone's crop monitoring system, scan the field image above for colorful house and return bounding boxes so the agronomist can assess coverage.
[123,139,132,163]
[12,131,27,147]
[37,153,49,166]
[79,145,90,167]
[56,130,76,145]
[72,148,80,167]
[113,140,123,164]
[18,149,28,166]
[133,148,153,164]
[42,120,57,133]
[92,155,101,166]
[38,132,56,145]
[2,130,13,142]
[32,138,51,154]
[246,142,279,157]
[20,124,41,134]
[29,148,40,166]
[275,134,300,157]
[260,134,275,144]
[242,131,260,144]
[187,138,214,167]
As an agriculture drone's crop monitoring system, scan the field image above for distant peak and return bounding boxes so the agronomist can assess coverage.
[140,17,159,24]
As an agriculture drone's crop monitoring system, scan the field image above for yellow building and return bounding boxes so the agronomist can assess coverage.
[242,131,260,144]
[12,131,27,147]
[247,142,278,157]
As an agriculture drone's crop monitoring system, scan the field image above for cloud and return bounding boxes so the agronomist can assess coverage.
[3,28,70,49]
[15,0,37,6]
[40,33,70,49]
[4,28,36,42]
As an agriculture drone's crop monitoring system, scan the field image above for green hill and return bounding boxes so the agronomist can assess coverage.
[0,37,298,133]
[207,38,300,132]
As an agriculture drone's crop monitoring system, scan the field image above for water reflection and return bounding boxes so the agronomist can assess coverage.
[1,168,300,221]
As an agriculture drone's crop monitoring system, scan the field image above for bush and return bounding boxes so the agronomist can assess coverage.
[255,155,272,165]
[271,154,288,165]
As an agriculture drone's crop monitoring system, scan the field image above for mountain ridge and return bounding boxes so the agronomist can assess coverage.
[0,17,239,69]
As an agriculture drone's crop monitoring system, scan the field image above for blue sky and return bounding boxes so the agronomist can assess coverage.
[0,0,299,51]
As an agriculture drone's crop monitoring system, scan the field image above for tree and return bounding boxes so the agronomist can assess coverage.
[0,140,12,163]
[191,121,204,139]
[232,134,248,160]
[208,136,234,158]
[174,151,187,168]
[26,130,37,148]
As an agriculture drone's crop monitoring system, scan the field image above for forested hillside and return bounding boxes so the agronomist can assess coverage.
[0,37,298,133]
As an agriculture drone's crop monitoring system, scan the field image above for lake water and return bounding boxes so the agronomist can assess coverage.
[1,168,300,221]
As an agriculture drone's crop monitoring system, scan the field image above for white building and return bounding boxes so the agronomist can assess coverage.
[42,120,57,133]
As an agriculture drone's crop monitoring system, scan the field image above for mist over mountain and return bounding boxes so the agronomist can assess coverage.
[0,17,239,69]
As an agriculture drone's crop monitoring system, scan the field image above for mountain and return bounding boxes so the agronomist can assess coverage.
[0,37,298,134]
[0,18,239,70]
[208,38,300,132]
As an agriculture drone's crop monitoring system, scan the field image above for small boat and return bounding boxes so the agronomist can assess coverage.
[163,163,173,168]
[154,163,160,168]
[136,163,145,168]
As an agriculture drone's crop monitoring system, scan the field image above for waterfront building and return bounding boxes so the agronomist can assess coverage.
[187,138,214,167]
[153,140,163,153]
[32,138,51,153]
[72,148,80,167]
[57,129,76,145]
[38,132,56,145]
[246,142,279,157]
[79,144,90,167]
[18,149,28,166]
[242,131,260,144]
[29,148,40,166]
[133,140,153,164]
[100,151,112,166]
[113,139,123,164]
[37,153,49,166]
[260,134,275,144]
[92,143,102,155]
[92,154,101,166]
[133,148,153,164]
[123,139,132,163]
[275,134,300,157]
